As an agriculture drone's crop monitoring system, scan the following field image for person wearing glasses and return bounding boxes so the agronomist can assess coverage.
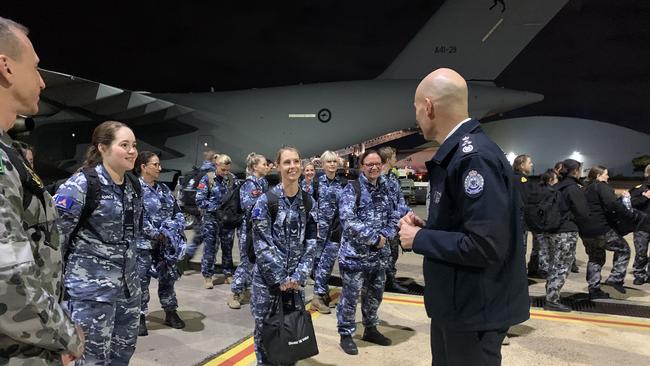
[134,151,187,335]
[337,149,399,355]
[54,121,143,365]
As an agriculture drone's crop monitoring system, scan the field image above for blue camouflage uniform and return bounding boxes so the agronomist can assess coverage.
[195,172,228,278]
[301,178,314,197]
[136,177,186,316]
[336,173,399,336]
[231,175,268,295]
[54,164,143,365]
[313,174,347,296]
[250,184,318,365]
[219,172,238,277]
[384,171,411,281]
[184,160,215,258]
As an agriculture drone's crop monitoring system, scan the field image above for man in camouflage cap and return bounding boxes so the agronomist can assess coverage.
[0,16,84,365]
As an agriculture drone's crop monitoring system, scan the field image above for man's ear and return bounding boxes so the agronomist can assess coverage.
[425,98,435,121]
[0,55,13,83]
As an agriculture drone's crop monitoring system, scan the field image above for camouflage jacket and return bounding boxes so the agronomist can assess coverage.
[338,173,399,271]
[301,178,314,197]
[315,174,347,242]
[195,173,227,213]
[251,184,318,286]
[54,164,143,302]
[385,171,411,218]
[0,131,82,362]
[138,178,186,252]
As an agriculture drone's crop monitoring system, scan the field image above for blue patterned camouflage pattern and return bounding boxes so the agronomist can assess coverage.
[337,173,398,271]
[336,172,397,337]
[336,266,386,336]
[54,164,143,302]
[184,160,216,258]
[250,184,318,365]
[67,294,140,365]
[301,178,314,197]
[385,171,411,218]
[314,174,347,296]
[136,178,186,315]
[232,175,267,294]
[219,227,236,276]
[196,173,228,277]
[54,164,143,365]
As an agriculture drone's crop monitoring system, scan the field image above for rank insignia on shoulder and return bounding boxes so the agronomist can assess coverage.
[464,170,484,197]
[521,176,528,183]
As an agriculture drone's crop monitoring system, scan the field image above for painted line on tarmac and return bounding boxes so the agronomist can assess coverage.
[204,292,341,366]
[530,310,650,331]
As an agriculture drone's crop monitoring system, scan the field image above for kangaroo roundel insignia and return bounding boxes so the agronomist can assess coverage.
[464,170,484,197]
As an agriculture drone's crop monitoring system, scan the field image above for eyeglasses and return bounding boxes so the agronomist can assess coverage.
[363,163,382,168]
[148,162,161,167]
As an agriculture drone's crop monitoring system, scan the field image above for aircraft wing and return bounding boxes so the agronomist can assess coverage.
[34,69,199,160]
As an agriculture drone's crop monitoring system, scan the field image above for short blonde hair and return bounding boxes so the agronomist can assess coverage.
[320,150,339,163]
[216,154,231,165]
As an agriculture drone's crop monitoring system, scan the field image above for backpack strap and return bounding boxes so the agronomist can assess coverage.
[350,179,361,208]
[302,189,312,214]
[267,191,280,223]
[312,178,320,202]
[125,172,143,232]
[0,142,46,211]
[74,167,101,238]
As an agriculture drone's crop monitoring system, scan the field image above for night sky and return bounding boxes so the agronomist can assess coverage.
[4,0,650,134]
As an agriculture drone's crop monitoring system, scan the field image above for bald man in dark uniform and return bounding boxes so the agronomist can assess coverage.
[400,68,529,366]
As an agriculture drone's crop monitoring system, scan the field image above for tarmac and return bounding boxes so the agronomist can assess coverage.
[130,205,650,366]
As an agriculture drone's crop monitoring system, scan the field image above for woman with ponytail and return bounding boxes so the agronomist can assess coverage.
[54,121,143,365]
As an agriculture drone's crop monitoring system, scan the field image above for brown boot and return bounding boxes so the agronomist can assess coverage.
[204,277,214,289]
[227,293,241,309]
[311,295,331,314]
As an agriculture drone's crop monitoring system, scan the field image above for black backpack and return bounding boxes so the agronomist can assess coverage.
[524,185,563,233]
[181,168,209,207]
[0,142,47,212]
[217,178,254,230]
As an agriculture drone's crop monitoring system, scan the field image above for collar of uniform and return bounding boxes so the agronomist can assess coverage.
[96,163,125,192]
[138,176,158,192]
[431,118,480,164]
[0,128,14,146]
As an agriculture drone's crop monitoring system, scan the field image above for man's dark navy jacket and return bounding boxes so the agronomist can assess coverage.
[413,119,530,331]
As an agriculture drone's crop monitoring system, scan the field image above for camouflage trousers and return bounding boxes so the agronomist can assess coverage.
[219,227,236,276]
[633,230,650,281]
[231,224,252,294]
[545,232,578,303]
[313,240,341,296]
[337,266,386,336]
[386,237,400,279]
[67,293,140,365]
[136,249,178,314]
[528,233,550,274]
[250,269,302,366]
[200,212,222,278]
[185,213,203,258]
[582,230,630,290]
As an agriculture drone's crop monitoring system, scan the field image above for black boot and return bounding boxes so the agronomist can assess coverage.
[543,301,571,312]
[361,326,392,346]
[164,310,186,329]
[340,335,358,355]
[138,314,148,336]
[605,280,626,294]
[571,262,579,273]
[385,274,409,294]
[589,288,610,300]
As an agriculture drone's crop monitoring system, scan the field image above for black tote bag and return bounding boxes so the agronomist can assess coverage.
[261,290,319,364]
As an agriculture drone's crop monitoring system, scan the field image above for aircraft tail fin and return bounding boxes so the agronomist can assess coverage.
[378,0,569,80]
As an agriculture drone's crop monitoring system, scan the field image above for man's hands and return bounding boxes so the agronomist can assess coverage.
[399,212,425,250]
[62,324,85,365]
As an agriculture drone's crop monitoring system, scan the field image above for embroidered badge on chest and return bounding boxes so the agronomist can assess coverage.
[464,170,484,197]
